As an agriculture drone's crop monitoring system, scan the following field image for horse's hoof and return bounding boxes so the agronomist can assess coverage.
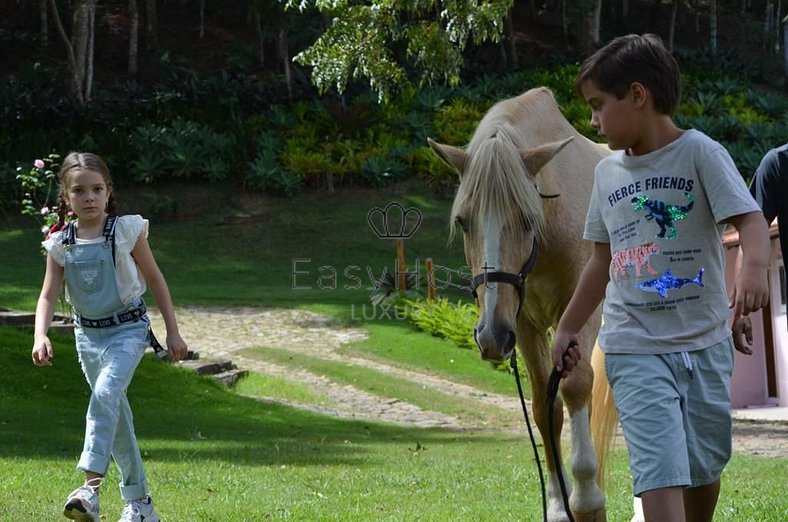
[572,507,606,522]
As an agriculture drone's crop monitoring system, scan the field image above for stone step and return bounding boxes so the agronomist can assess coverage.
[213,369,249,388]
[178,359,235,375]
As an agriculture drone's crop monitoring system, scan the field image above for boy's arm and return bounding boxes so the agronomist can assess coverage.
[32,255,64,366]
[727,210,770,317]
[131,234,188,361]
[552,242,611,374]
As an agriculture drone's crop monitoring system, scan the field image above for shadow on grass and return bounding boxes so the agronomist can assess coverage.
[0,327,509,470]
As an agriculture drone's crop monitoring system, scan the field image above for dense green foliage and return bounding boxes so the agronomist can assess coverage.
[5,62,787,221]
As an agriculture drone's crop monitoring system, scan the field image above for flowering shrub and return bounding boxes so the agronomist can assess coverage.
[16,153,73,239]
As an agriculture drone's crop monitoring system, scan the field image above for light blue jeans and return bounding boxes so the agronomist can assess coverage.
[75,318,150,501]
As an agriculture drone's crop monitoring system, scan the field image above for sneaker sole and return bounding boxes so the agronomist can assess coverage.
[63,498,98,522]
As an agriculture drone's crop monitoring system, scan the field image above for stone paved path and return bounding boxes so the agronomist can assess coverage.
[147,307,788,457]
[148,307,523,430]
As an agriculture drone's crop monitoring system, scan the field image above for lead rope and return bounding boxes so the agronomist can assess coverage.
[510,352,548,522]
[511,352,575,522]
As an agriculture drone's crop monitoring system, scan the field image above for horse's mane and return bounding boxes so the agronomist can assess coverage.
[449,123,546,249]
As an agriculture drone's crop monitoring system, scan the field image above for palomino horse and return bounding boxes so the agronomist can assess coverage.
[429,87,615,522]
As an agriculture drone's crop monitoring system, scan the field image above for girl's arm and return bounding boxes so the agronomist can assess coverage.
[32,255,64,366]
[131,234,188,361]
[727,210,770,317]
[551,242,611,374]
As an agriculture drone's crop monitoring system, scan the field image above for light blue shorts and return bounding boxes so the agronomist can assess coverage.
[604,338,734,496]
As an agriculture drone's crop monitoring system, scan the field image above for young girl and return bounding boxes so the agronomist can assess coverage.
[32,152,188,522]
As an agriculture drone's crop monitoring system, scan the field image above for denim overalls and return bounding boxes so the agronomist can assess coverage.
[63,217,150,501]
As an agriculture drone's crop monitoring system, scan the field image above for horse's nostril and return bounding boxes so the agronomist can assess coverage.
[473,327,484,356]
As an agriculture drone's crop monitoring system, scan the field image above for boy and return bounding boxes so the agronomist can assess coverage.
[551,34,770,521]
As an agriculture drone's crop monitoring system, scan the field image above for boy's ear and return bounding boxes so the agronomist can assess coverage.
[629,82,648,109]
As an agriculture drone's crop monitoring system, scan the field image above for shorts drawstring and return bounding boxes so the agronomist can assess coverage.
[681,351,694,379]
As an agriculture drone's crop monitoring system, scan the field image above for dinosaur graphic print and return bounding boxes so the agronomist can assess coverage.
[631,192,695,239]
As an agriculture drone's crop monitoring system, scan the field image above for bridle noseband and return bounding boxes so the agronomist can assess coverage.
[470,236,539,317]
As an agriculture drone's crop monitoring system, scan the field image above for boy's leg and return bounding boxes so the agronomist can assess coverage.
[604,353,692,497]
[683,480,720,522]
[641,486,685,522]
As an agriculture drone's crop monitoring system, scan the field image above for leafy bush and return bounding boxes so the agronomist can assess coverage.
[398,297,477,351]
[127,118,234,183]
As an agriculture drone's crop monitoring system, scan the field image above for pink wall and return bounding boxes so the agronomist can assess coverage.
[723,223,782,408]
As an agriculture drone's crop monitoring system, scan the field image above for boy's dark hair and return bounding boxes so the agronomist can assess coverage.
[575,33,682,116]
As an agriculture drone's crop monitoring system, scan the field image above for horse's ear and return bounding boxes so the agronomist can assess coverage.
[428,138,466,176]
[520,137,574,176]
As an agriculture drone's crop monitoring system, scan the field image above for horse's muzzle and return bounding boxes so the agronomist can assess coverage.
[474,322,516,363]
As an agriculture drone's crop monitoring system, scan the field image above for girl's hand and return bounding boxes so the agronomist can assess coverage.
[166,332,188,362]
[32,336,53,366]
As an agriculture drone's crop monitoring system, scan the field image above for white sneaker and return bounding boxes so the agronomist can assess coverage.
[63,477,101,522]
[118,495,160,522]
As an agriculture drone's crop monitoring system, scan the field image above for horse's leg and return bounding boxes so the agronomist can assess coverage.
[558,321,607,522]
[517,322,573,522]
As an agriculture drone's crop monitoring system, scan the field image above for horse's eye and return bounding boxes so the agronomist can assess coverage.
[455,216,468,233]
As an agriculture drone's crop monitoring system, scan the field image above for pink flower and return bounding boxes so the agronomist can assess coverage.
[41,225,50,235]
[40,206,49,215]
[34,159,45,169]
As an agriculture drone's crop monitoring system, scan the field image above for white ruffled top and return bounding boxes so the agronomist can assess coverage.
[42,214,150,306]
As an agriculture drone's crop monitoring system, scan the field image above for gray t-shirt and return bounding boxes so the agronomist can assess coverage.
[584,129,759,354]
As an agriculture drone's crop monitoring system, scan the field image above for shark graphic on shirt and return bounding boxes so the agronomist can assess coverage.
[637,268,704,298]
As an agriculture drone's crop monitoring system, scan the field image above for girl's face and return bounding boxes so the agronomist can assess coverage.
[62,169,111,223]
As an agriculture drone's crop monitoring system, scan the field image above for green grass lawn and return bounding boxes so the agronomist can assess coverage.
[2,327,786,521]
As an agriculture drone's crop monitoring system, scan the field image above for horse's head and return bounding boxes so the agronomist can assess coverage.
[429,132,572,363]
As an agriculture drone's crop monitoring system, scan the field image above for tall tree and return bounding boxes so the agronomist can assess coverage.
[565,0,601,56]
[40,0,48,48]
[49,0,97,104]
[282,0,514,101]
[710,0,718,54]
[128,0,139,75]
[145,0,158,51]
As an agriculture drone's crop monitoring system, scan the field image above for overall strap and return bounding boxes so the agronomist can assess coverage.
[103,215,118,267]
[61,216,118,266]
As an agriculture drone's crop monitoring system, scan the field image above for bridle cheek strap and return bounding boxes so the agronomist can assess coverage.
[470,237,539,317]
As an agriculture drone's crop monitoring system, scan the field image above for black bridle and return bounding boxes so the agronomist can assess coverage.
[470,237,539,318]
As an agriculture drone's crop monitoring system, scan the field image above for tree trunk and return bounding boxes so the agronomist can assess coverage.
[710,0,718,54]
[278,28,293,101]
[40,0,48,47]
[783,19,788,82]
[199,0,205,40]
[668,0,679,52]
[253,10,264,69]
[693,0,700,33]
[777,1,783,53]
[573,0,601,56]
[128,0,139,75]
[145,0,158,51]
[506,7,519,68]
[622,0,629,19]
[48,0,95,104]
[85,0,95,102]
